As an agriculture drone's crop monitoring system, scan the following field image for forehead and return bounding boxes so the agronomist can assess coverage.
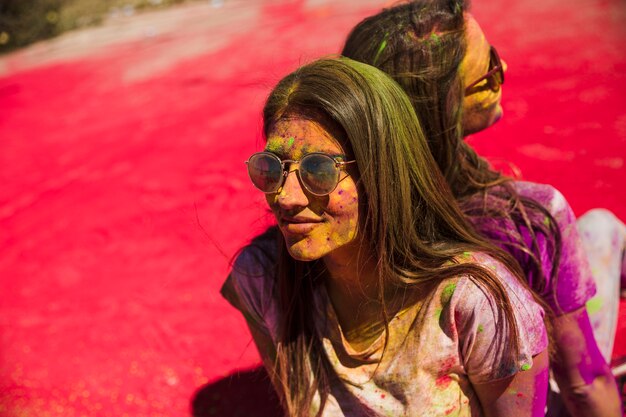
[464,14,488,49]
[459,14,491,79]
[265,117,346,158]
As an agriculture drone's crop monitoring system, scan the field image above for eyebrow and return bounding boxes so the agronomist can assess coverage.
[265,138,344,154]
[263,148,348,160]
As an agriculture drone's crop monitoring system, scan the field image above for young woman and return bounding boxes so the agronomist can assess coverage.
[222,57,549,417]
[341,1,624,416]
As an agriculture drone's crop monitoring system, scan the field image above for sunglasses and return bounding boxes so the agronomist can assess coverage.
[465,46,505,94]
[245,152,356,196]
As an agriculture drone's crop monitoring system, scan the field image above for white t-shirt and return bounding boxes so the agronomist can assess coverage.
[222,243,548,417]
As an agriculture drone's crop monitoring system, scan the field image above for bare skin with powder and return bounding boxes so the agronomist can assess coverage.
[460,15,508,135]
[264,118,360,263]
[264,117,384,343]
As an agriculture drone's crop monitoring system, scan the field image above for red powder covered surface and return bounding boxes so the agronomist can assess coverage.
[435,375,454,390]
[0,0,624,416]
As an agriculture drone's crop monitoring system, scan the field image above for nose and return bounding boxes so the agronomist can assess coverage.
[275,168,309,209]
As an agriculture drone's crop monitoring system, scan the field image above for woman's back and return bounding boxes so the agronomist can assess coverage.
[465,181,596,314]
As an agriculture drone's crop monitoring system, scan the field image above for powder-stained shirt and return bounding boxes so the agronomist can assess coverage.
[468,181,596,314]
[221,247,548,417]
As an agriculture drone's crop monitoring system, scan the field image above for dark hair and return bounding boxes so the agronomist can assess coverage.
[261,56,530,416]
[342,0,562,313]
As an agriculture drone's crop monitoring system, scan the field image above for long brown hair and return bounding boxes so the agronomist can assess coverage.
[261,57,530,416]
[342,0,562,312]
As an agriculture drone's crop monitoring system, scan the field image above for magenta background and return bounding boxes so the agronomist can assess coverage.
[0,0,624,416]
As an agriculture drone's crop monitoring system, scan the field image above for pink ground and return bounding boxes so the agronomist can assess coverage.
[0,0,624,416]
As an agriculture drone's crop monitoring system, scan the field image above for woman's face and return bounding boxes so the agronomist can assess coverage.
[264,117,360,262]
[460,14,508,135]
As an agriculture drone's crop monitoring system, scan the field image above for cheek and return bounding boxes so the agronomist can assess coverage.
[265,194,283,218]
[326,181,359,234]
[464,85,502,110]
[328,181,358,213]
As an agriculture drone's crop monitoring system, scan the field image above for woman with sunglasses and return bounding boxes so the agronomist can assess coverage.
[222,57,549,417]
[342,1,624,416]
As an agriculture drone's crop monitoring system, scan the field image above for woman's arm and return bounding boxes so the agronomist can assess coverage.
[551,307,622,417]
[473,350,549,417]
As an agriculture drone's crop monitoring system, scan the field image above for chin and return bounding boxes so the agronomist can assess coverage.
[490,105,504,125]
[285,247,327,262]
[463,105,503,135]
[283,236,328,262]
[463,120,488,135]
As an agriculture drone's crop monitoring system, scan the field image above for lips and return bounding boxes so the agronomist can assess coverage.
[279,216,323,234]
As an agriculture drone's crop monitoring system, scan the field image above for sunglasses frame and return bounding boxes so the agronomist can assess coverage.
[464,46,505,94]
[245,151,356,197]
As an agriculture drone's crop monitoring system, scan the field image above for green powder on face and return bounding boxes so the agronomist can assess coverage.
[543,216,550,226]
[477,324,484,333]
[287,136,295,147]
[521,363,531,371]
[435,308,443,320]
[462,251,471,258]
[586,296,603,315]
[440,283,457,305]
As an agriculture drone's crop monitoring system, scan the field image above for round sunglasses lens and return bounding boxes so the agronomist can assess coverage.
[299,154,339,195]
[248,154,282,192]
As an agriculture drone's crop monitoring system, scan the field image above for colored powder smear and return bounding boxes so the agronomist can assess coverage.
[287,136,295,147]
[373,33,388,65]
[586,296,603,314]
[521,363,531,371]
[435,375,453,389]
[440,283,457,305]
[444,406,457,415]
[477,324,484,333]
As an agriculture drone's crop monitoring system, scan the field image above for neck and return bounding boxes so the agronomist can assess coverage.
[322,240,383,345]
[323,240,379,300]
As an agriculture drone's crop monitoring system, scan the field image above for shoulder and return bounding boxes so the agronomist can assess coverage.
[514,183,596,314]
[221,227,280,329]
[514,180,571,218]
[231,226,279,283]
[451,252,542,316]
[443,253,548,381]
